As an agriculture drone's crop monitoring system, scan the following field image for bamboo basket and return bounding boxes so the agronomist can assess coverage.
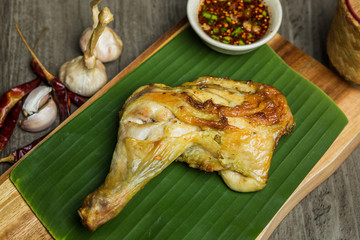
[327,0,360,84]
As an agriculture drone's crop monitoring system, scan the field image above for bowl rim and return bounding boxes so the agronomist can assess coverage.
[187,0,283,51]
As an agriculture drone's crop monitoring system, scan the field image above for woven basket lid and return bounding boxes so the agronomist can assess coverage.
[327,0,360,84]
[347,0,360,22]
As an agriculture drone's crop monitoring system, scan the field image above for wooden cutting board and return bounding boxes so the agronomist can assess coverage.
[1,19,360,240]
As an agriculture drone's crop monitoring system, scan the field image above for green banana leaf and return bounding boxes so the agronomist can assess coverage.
[11,27,348,240]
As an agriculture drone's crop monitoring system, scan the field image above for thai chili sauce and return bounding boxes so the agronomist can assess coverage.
[198,0,270,45]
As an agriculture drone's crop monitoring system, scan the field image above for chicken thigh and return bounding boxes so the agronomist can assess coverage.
[78,76,295,230]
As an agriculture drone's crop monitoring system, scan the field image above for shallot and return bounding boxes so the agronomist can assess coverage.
[79,0,123,63]
[59,7,113,97]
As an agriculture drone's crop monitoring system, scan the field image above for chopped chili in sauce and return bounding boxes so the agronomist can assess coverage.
[198,0,270,45]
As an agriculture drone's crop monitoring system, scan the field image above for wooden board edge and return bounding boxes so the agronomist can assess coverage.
[257,133,360,239]
[257,35,360,239]
[0,178,52,239]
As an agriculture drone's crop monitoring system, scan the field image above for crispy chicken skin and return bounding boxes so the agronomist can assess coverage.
[78,76,295,230]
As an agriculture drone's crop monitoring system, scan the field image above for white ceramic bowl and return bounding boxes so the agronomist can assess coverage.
[187,0,282,55]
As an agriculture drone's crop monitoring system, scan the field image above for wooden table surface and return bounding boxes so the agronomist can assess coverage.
[0,0,359,239]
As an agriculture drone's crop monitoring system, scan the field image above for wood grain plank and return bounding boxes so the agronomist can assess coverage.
[0,179,50,240]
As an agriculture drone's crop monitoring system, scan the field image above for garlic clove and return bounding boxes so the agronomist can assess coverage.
[22,86,52,116]
[59,55,107,97]
[20,97,57,132]
[79,26,123,63]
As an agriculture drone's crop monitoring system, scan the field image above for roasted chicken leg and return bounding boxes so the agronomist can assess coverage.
[78,76,295,230]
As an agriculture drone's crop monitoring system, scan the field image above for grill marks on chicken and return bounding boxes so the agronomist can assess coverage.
[78,76,295,230]
[183,84,285,126]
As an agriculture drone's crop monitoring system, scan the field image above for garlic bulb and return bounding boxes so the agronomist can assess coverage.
[20,98,57,132]
[59,56,106,97]
[59,7,113,97]
[79,0,123,63]
[79,26,123,63]
[22,86,52,116]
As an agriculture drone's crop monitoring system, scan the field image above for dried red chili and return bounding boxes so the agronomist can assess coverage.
[30,27,49,80]
[0,100,23,151]
[32,60,71,122]
[51,79,71,122]
[68,91,86,107]
[31,60,72,122]
[30,27,87,110]
[15,24,72,123]
[0,131,48,163]
[0,78,41,128]
[31,60,86,108]
[198,0,270,45]
[31,59,46,80]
